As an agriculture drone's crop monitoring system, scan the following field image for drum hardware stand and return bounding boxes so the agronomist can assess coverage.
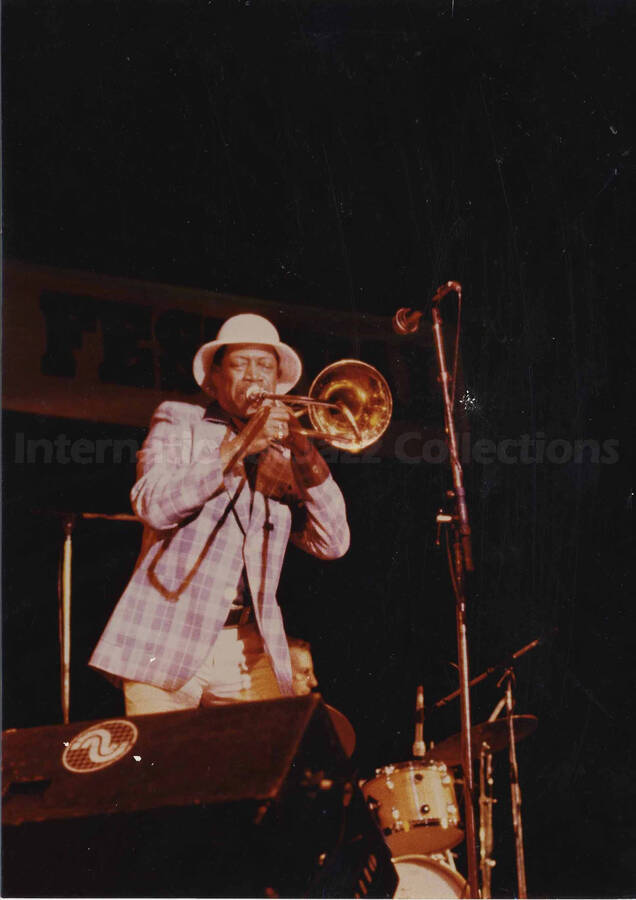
[444,850,460,874]
[54,510,140,723]
[428,849,460,874]
[497,667,528,898]
[478,742,495,899]
[412,684,426,758]
[478,694,506,899]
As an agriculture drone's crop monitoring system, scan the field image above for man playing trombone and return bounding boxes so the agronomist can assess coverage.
[90,313,350,716]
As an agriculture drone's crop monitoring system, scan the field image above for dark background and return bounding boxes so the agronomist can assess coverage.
[2,1,635,897]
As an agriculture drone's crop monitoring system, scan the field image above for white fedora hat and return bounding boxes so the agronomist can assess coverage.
[192,313,302,395]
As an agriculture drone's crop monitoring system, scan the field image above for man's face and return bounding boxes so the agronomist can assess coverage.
[210,344,279,419]
[290,647,318,696]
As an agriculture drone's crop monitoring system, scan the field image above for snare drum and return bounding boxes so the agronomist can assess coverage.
[392,855,468,899]
[362,760,463,855]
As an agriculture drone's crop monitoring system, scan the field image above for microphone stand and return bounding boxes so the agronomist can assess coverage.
[58,514,75,725]
[430,283,480,898]
[51,510,140,723]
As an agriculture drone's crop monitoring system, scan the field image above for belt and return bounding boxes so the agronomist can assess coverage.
[223,605,254,628]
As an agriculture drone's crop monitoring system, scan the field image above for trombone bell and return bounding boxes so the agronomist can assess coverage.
[307,359,392,452]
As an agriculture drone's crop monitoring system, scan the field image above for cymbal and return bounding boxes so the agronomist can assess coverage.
[325,704,356,757]
[426,715,538,767]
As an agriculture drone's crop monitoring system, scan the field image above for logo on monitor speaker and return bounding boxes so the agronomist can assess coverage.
[62,719,139,773]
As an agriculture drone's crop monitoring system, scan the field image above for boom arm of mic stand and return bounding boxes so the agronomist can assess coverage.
[432,634,548,710]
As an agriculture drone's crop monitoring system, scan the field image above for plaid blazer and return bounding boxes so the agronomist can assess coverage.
[89,401,350,695]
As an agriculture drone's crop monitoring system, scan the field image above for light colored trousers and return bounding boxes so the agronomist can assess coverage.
[123,624,281,716]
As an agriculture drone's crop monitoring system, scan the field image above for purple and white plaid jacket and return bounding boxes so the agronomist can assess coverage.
[89,400,350,695]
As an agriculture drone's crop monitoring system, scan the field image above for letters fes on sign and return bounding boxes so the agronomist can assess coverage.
[62,720,139,774]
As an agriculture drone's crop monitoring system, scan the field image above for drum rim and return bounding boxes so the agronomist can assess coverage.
[371,758,450,777]
[392,853,468,887]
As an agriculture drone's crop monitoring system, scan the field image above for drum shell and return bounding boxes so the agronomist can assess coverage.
[393,854,468,899]
[362,761,463,856]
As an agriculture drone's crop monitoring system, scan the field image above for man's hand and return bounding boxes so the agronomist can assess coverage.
[220,404,293,467]
[245,404,296,454]
[220,403,315,474]
[260,404,314,457]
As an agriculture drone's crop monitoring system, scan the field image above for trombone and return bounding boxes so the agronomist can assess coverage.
[248,359,392,453]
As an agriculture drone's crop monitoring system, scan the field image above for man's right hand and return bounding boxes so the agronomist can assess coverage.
[220,405,294,472]
[242,404,293,455]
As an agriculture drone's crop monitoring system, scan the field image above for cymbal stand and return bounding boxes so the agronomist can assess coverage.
[430,282,479,898]
[478,695,504,898]
[478,743,495,898]
[498,667,528,898]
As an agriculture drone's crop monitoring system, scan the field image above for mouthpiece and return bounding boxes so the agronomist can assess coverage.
[245,385,267,402]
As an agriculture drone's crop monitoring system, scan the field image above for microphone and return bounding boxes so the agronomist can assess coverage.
[393,282,462,335]
[392,308,423,335]
[412,685,426,758]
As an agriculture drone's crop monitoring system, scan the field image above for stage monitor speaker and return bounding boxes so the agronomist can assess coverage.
[2,695,396,898]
